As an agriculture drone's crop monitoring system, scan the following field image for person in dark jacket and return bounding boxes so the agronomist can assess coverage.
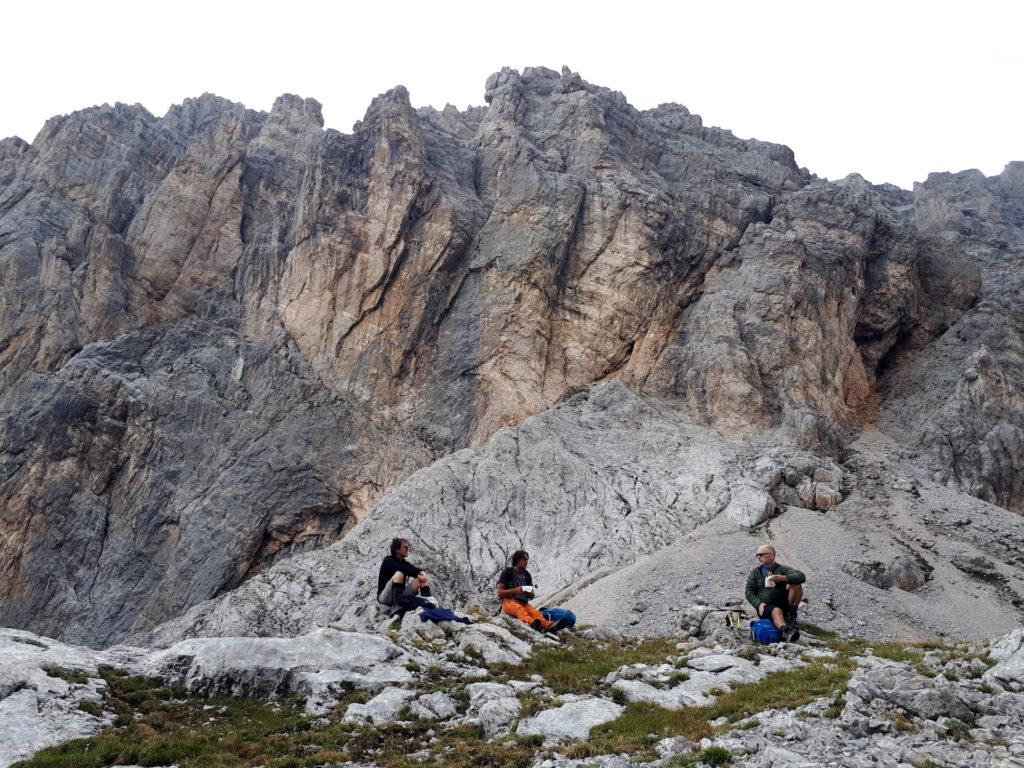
[377,538,434,610]
[745,544,805,642]
[496,550,570,634]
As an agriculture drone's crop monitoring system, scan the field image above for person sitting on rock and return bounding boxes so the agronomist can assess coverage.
[377,537,435,614]
[745,544,805,642]
[497,550,570,634]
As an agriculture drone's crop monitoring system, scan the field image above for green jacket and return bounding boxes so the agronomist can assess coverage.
[745,563,806,611]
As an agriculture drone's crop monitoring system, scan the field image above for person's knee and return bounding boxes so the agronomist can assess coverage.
[392,572,406,584]
[788,584,803,602]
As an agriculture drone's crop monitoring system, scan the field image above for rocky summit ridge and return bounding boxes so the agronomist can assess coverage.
[0,65,1022,657]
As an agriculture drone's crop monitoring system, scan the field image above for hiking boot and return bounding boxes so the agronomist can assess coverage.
[781,625,800,643]
[786,606,799,628]
[545,617,570,634]
[530,619,545,632]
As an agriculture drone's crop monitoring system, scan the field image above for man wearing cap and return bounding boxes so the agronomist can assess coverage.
[745,544,805,642]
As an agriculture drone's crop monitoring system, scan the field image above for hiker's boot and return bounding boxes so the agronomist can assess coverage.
[781,625,800,643]
[530,619,544,632]
[786,605,799,629]
[545,617,570,634]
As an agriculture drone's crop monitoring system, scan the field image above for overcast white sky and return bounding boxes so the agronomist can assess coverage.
[3,0,1020,189]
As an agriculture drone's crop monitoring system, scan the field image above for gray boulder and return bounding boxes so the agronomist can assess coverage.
[846,656,973,721]
[984,629,1024,691]
[136,628,414,714]
[724,484,776,528]
[476,697,522,738]
[516,697,624,744]
[343,687,417,725]
[409,691,459,721]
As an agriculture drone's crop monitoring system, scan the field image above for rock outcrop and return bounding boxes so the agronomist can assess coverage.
[0,67,1022,646]
[6,620,1024,768]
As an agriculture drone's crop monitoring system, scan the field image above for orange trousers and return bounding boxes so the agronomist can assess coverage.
[501,599,552,629]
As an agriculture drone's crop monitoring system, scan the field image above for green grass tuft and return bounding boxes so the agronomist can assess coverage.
[489,636,678,694]
[41,667,90,685]
[698,746,733,766]
[77,700,103,717]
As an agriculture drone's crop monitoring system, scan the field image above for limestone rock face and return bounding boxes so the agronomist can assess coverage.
[147,381,744,642]
[136,628,414,709]
[880,164,1024,512]
[0,67,1022,646]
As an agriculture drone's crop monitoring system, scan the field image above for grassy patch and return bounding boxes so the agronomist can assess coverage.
[12,666,543,768]
[942,718,974,743]
[41,667,91,685]
[518,692,543,718]
[665,746,733,766]
[871,643,925,665]
[871,642,993,680]
[800,623,840,642]
[891,712,917,732]
[77,701,103,717]
[488,636,678,695]
[565,650,857,758]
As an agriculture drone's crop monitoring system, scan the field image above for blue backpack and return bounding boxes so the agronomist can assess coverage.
[750,619,781,644]
[540,607,577,628]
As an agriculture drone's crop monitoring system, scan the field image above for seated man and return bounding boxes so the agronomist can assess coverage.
[377,537,435,613]
[497,550,569,634]
[745,544,805,642]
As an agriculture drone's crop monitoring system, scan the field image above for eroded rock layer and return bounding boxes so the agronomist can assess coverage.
[0,66,1021,645]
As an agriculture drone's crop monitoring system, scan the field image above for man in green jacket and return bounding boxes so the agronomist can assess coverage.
[745,544,805,642]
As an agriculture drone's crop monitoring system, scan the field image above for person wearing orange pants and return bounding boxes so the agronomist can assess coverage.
[496,550,569,634]
[501,596,551,628]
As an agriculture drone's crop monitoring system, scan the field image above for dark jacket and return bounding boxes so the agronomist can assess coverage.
[745,563,805,611]
[497,566,533,604]
[377,555,423,596]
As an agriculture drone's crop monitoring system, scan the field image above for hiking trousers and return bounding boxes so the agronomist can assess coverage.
[501,599,552,629]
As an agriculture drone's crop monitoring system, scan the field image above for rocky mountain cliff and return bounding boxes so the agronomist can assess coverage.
[1,66,1022,648]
